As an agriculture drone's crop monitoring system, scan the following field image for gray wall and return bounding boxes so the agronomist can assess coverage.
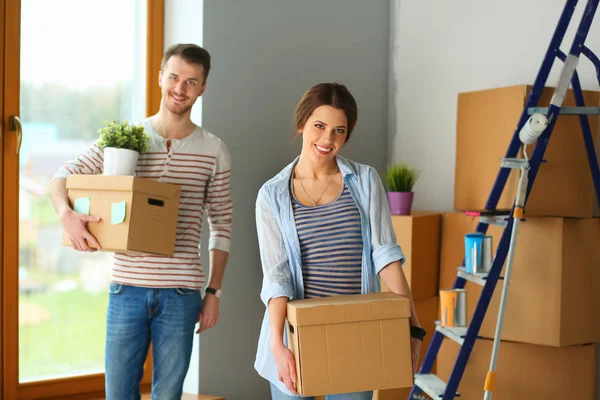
[200,1,391,398]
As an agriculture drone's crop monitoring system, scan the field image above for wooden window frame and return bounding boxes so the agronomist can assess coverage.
[2,0,164,398]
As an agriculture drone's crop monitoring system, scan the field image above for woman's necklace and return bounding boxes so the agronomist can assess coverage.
[295,166,339,207]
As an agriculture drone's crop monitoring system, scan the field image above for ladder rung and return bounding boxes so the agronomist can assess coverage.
[457,267,504,286]
[528,106,600,115]
[414,373,458,398]
[479,215,509,227]
[501,157,528,169]
[435,322,467,345]
[465,209,511,226]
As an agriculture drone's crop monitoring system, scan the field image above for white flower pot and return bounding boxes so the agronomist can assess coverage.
[103,147,139,176]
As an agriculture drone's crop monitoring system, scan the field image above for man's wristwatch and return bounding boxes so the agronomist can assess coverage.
[410,326,427,341]
[205,287,222,298]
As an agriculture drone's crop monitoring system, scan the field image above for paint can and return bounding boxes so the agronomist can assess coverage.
[464,233,483,273]
[482,235,493,273]
[440,289,467,327]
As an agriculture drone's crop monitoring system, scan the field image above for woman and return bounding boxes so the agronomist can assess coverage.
[254,82,424,399]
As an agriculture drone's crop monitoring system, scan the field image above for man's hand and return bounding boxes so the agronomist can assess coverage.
[59,208,102,251]
[197,293,219,333]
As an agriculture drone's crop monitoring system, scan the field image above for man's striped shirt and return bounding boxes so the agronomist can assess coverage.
[53,118,232,289]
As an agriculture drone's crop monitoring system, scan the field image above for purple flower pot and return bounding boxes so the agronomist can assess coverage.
[387,192,414,215]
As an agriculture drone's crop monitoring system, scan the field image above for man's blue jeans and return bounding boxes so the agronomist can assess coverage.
[105,282,203,400]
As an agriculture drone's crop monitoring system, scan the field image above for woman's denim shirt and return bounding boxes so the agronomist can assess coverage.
[254,156,406,395]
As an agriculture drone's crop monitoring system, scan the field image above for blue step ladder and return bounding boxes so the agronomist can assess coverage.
[410,1,600,398]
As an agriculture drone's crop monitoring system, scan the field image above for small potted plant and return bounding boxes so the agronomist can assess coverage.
[97,120,150,176]
[385,163,420,215]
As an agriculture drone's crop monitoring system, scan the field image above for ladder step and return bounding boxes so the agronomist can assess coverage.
[414,373,458,398]
[457,266,504,286]
[465,209,512,226]
[528,106,600,115]
[501,157,528,169]
[479,214,510,227]
[435,322,467,345]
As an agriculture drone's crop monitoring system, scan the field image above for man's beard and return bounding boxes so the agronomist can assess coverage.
[165,98,193,115]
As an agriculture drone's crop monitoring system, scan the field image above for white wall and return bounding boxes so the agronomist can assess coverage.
[163,0,204,394]
[391,0,600,212]
[164,0,204,126]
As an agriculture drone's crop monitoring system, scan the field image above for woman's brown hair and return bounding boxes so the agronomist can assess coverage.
[293,82,358,142]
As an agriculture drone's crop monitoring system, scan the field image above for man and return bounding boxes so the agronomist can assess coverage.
[48,44,232,400]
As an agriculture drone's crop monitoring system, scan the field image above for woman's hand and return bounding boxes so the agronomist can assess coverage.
[411,337,422,373]
[271,342,298,394]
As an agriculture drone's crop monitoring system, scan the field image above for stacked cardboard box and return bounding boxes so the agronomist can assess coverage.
[440,212,600,346]
[437,339,596,399]
[438,85,600,398]
[454,85,600,218]
[387,212,441,300]
[375,212,442,399]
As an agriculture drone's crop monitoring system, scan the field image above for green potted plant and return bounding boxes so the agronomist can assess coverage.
[385,163,420,215]
[97,120,150,176]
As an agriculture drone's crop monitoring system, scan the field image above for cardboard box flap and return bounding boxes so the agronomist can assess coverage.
[66,175,180,198]
[131,177,180,198]
[287,293,411,327]
[66,175,134,190]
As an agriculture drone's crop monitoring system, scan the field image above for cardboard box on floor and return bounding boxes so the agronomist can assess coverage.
[454,85,600,218]
[62,175,180,256]
[387,212,441,301]
[440,212,600,347]
[438,339,596,399]
[287,293,413,397]
[373,296,438,400]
